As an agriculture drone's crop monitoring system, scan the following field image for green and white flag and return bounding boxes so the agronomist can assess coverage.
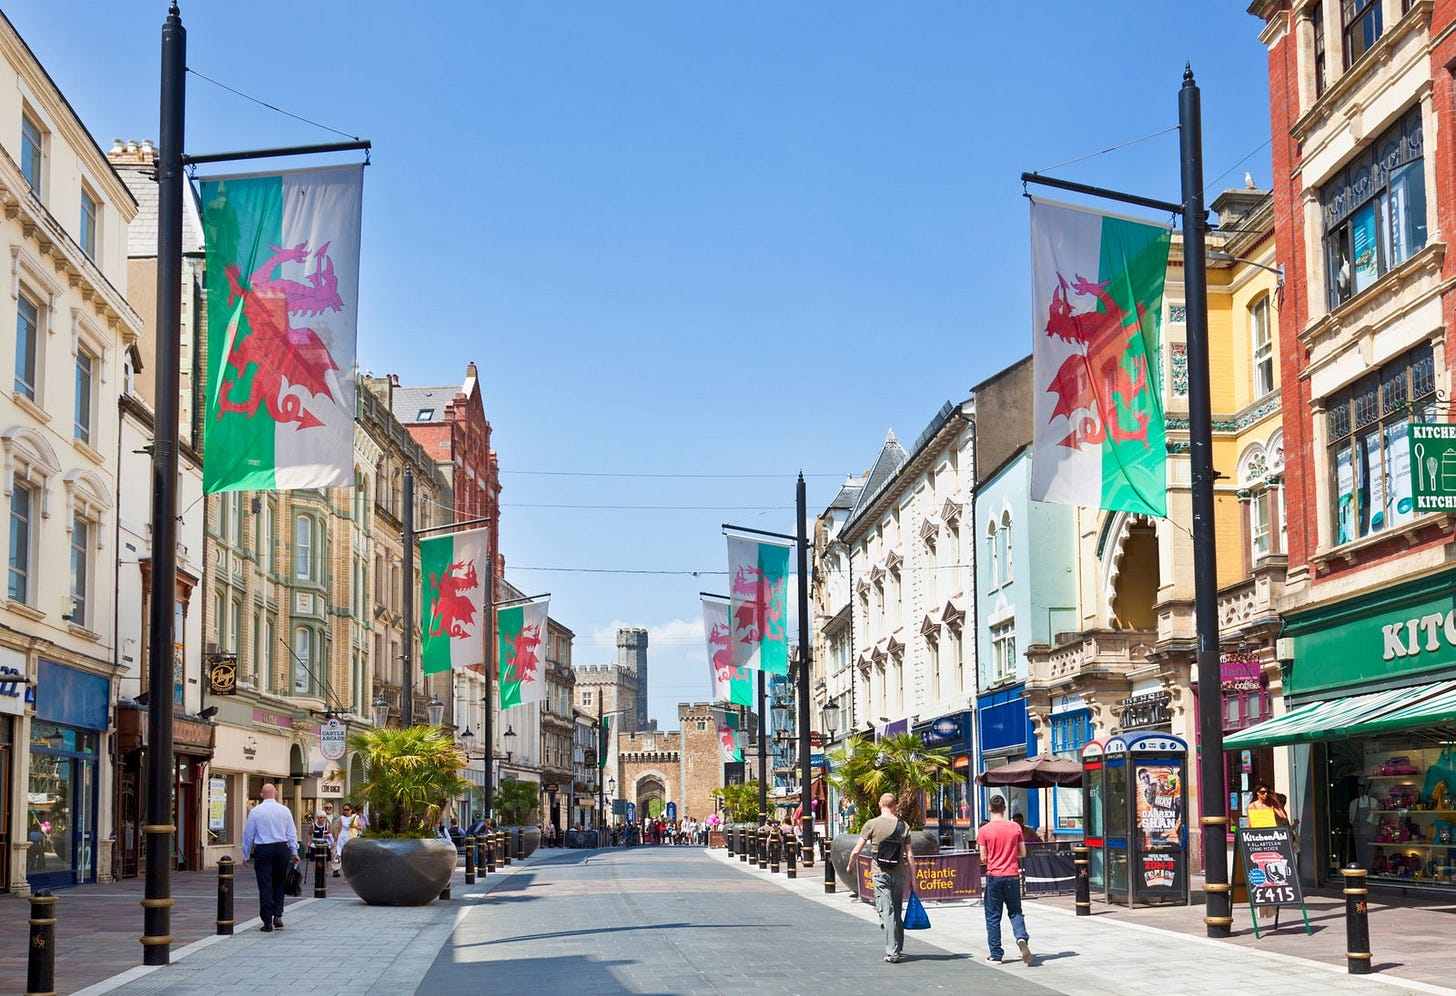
[1029,198,1171,515]
[420,528,488,676]
[717,709,743,763]
[727,535,790,676]
[703,595,753,706]
[200,167,363,493]
[499,599,549,710]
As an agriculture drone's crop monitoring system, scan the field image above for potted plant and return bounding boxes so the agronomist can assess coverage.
[341,725,470,906]
[493,779,542,858]
[713,781,762,854]
[827,733,960,888]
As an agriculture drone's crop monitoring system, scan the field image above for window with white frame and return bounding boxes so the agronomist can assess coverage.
[1327,344,1433,544]
[1000,510,1013,585]
[950,628,963,685]
[69,514,91,627]
[1311,1,1327,98]
[228,598,242,656]
[293,626,315,694]
[15,291,40,401]
[79,187,99,262]
[1322,105,1425,309]
[927,636,940,695]
[20,113,43,195]
[8,481,34,603]
[985,520,999,587]
[261,501,274,573]
[1250,296,1274,397]
[990,620,1017,682]
[294,514,314,580]
[260,615,274,692]
[74,348,95,446]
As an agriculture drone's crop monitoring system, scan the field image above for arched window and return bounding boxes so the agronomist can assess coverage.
[999,510,1013,585]
[986,519,999,587]
[294,626,314,694]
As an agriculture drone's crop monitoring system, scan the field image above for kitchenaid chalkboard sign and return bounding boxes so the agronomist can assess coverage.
[1235,825,1311,936]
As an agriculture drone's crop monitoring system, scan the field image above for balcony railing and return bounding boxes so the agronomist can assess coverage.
[1026,628,1157,690]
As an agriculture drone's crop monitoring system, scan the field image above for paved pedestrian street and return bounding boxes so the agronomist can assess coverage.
[60,845,1454,996]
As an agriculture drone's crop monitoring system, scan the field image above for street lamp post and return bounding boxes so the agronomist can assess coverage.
[821,699,840,835]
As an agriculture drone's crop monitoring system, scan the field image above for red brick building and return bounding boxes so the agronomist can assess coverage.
[1241,2,1456,893]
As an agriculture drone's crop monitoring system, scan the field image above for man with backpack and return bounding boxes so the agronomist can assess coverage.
[846,792,917,963]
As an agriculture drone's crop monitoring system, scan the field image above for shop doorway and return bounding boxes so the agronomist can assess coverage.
[27,727,98,891]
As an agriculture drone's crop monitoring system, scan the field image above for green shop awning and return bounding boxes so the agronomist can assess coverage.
[1223,682,1450,749]
[1340,683,1456,739]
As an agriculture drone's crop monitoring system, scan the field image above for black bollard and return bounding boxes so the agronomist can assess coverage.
[739,826,749,863]
[758,828,768,870]
[770,831,781,874]
[725,826,734,856]
[1344,864,1372,974]
[216,855,235,936]
[501,830,512,866]
[313,843,328,898]
[1074,845,1090,916]
[824,840,836,894]
[514,830,525,861]
[25,889,55,996]
[474,835,484,876]
[485,831,497,874]
[785,836,797,879]
[464,836,476,885]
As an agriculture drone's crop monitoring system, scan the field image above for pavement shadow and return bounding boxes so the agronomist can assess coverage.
[1030,950,1079,964]
[902,952,974,962]
[1371,962,1406,973]
[459,921,774,949]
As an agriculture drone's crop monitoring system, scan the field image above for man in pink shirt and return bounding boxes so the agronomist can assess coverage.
[977,794,1033,965]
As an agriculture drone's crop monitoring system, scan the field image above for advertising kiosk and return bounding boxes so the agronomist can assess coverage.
[1097,732,1190,907]
[1080,739,1106,898]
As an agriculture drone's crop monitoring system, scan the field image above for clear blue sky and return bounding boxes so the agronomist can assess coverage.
[12,3,1273,727]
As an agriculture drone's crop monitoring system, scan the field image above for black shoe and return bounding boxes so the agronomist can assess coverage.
[260,923,273,933]
[273,918,284,929]
[332,870,340,877]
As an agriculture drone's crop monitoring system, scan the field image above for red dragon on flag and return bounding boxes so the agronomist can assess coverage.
[427,560,480,639]
[219,241,343,430]
[731,564,785,645]
[502,624,543,684]
[1043,273,1152,452]
[708,621,745,685]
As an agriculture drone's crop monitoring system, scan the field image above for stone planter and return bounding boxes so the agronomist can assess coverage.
[830,827,940,891]
[501,825,541,858]
[339,837,457,906]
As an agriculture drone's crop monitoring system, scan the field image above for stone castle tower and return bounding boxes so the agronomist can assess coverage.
[617,627,649,732]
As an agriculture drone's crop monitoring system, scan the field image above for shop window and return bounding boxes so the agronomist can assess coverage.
[1321,106,1425,309]
[1327,345,1433,544]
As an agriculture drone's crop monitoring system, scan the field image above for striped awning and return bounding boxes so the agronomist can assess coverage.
[1223,681,1452,749]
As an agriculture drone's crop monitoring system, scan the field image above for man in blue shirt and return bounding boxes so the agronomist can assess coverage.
[242,783,299,932]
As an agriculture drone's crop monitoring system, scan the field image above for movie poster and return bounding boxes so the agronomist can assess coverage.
[1135,763,1183,851]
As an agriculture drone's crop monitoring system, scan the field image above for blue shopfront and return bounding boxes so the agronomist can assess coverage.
[28,659,107,891]
[978,685,1038,828]
[915,711,973,849]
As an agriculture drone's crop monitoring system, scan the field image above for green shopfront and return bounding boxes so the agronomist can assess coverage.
[1225,569,1456,891]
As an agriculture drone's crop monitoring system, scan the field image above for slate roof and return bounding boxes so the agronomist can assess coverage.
[113,161,206,257]
[845,429,908,526]
[827,475,865,512]
[391,386,456,425]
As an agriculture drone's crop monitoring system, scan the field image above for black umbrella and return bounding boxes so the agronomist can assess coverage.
[976,753,1083,788]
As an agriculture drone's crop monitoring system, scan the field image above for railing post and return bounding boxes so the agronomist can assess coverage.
[464,835,476,884]
[25,889,55,996]
[1344,864,1372,974]
[1074,845,1090,916]
[216,855,235,936]
[313,843,328,898]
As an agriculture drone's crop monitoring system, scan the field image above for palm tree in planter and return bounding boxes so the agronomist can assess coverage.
[826,733,960,887]
[712,780,763,855]
[493,779,543,857]
[342,725,470,906]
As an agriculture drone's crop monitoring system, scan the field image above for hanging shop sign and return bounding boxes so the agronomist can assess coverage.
[1220,654,1263,692]
[319,719,347,761]
[1410,424,1456,513]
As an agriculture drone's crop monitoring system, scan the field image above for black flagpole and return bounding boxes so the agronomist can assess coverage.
[1179,66,1231,939]
[143,1,185,965]
[796,474,814,864]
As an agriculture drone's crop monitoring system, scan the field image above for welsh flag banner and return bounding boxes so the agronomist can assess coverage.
[1029,198,1171,516]
[727,535,790,675]
[599,715,609,769]
[498,599,548,709]
[717,710,743,763]
[200,167,363,493]
[703,596,753,706]
[419,528,488,676]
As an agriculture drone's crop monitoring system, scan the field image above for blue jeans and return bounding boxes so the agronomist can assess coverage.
[983,875,1028,960]
[872,866,907,957]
